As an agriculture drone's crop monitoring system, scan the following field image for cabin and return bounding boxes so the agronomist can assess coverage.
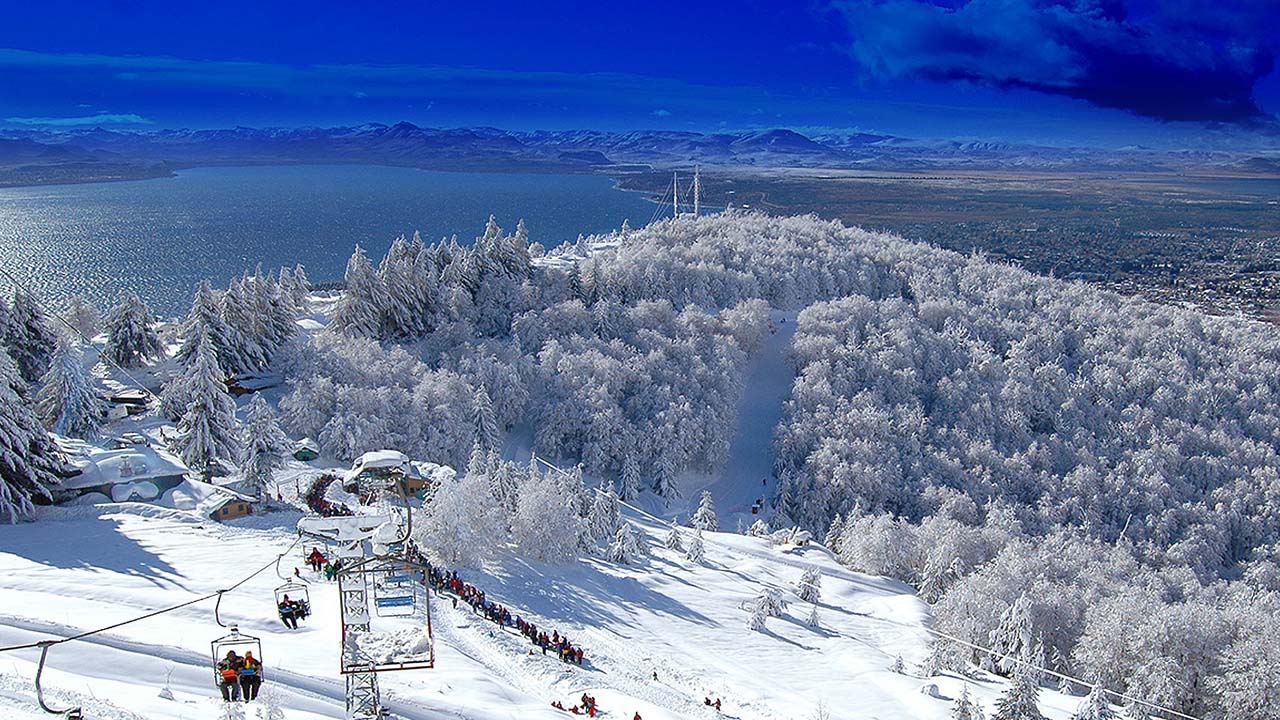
[103,388,152,420]
[55,445,188,504]
[225,372,282,396]
[293,438,320,462]
[343,450,423,496]
[208,494,255,522]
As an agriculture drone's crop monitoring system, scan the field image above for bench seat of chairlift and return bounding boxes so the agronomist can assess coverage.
[375,596,414,608]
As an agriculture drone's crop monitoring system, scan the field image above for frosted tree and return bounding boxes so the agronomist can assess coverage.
[665,523,684,551]
[796,567,822,603]
[176,281,234,370]
[990,594,1038,674]
[103,290,164,367]
[418,472,505,567]
[619,451,641,501]
[608,521,641,564]
[992,667,1044,720]
[1120,703,1146,720]
[512,468,583,563]
[652,451,680,501]
[748,519,771,537]
[278,375,336,439]
[240,394,289,502]
[473,386,499,451]
[173,334,239,481]
[220,277,267,373]
[686,528,705,562]
[0,352,61,522]
[747,598,768,631]
[588,481,622,548]
[752,586,787,618]
[7,291,58,383]
[36,338,104,439]
[691,490,719,531]
[891,656,906,674]
[952,686,984,720]
[1071,685,1117,720]
[805,603,821,628]
[64,295,100,339]
[331,245,385,339]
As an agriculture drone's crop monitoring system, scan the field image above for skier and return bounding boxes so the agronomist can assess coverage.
[307,547,325,572]
[279,595,299,629]
[239,651,262,702]
[217,651,242,702]
[715,699,721,711]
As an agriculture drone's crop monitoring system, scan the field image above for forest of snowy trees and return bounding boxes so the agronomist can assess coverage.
[4,206,1280,716]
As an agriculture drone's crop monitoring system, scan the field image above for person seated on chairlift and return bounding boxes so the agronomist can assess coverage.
[239,650,262,702]
[278,595,300,629]
[217,650,243,702]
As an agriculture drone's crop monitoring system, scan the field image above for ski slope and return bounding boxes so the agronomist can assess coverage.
[0,498,1090,720]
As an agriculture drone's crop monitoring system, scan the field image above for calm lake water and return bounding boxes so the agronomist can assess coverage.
[0,165,656,317]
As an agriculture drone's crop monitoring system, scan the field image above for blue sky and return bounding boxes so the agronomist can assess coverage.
[1,0,1277,148]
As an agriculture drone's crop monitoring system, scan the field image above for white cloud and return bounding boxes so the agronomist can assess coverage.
[4,112,153,126]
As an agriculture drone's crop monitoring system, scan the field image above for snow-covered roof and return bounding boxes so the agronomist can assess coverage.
[296,437,320,453]
[62,445,188,491]
[355,450,410,470]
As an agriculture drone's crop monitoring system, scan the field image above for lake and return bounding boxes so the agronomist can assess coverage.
[0,165,657,317]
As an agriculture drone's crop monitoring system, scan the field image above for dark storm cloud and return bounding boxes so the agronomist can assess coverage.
[832,0,1279,122]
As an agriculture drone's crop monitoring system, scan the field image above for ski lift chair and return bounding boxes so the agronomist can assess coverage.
[211,625,264,687]
[275,580,311,620]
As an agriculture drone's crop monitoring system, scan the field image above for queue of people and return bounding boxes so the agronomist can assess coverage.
[414,546,587,667]
[216,650,263,703]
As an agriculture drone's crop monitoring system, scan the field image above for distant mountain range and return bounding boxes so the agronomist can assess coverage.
[1,121,1276,187]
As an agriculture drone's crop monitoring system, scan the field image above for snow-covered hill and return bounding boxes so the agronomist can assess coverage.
[0,493,1097,720]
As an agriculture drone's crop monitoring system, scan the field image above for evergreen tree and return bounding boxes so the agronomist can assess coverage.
[64,295,100,339]
[608,521,641,564]
[805,603,821,628]
[173,334,239,481]
[36,338,104,438]
[1071,685,1118,720]
[332,245,385,338]
[0,352,62,522]
[747,598,768,631]
[665,523,684,551]
[891,655,906,674]
[103,290,163,367]
[686,527,705,563]
[691,489,719,531]
[240,394,288,502]
[748,519,771,537]
[796,567,822,603]
[952,686,984,720]
[7,291,58,383]
[175,281,233,370]
[619,451,641,501]
[588,481,622,547]
[992,667,1044,720]
[473,386,499,451]
[1121,702,1146,720]
[652,451,680,501]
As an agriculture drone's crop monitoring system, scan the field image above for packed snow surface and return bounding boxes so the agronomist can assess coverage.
[0,501,1088,719]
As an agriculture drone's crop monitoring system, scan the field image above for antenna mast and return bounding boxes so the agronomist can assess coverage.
[693,166,701,217]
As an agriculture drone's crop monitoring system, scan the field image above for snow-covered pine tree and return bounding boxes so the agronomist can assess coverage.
[748,519,771,537]
[473,386,499,451]
[796,567,822,603]
[103,290,163,367]
[7,290,58,383]
[240,394,289,503]
[287,264,311,312]
[64,295,100,339]
[665,523,684,551]
[992,666,1045,720]
[0,352,62,522]
[686,527,705,562]
[619,451,641,501]
[588,480,622,548]
[173,333,239,481]
[465,440,487,480]
[991,593,1038,676]
[175,281,234,369]
[952,686,983,720]
[36,338,104,439]
[379,235,426,339]
[691,489,719,531]
[331,245,386,339]
[608,521,641,564]
[805,602,821,628]
[1121,701,1147,720]
[219,276,267,374]
[825,512,846,553]
[891,655,906,674]
[753,586,787,618]
[652,450,680,501]
[747,597,768,631]
[1071,684,1118,720]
